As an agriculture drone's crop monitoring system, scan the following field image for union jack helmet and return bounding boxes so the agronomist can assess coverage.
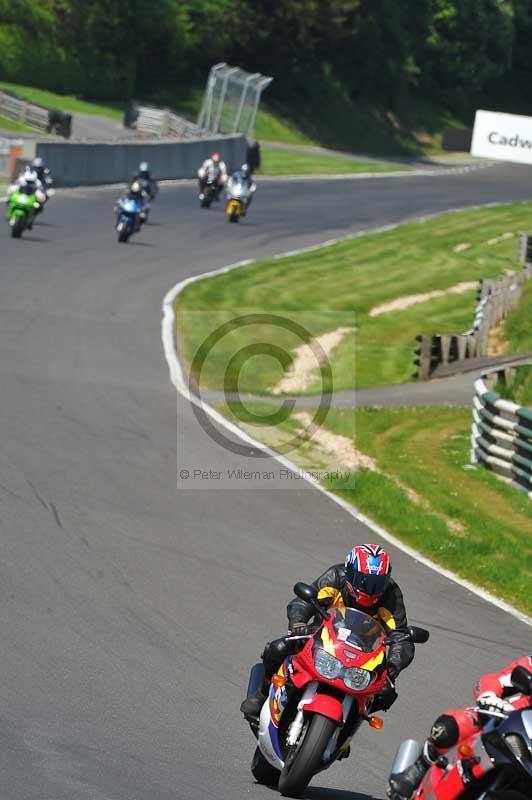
[344,544,391,607]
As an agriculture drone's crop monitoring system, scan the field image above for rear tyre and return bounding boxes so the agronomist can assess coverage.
[11,216,25,238]
[229,212,239,223]
[251,747,280,787]
[279,714,337,797]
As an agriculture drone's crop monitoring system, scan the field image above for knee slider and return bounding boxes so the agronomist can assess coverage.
[262,637,289,671]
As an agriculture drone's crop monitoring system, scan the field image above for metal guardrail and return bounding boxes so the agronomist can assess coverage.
[471,363,532,494]
[414,237,532,379]
[0,90,72,137]
[133,106,206,139]
[0,90,48,130]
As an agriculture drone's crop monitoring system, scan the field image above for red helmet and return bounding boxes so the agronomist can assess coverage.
[211,152,221,163]
[344,544,391,608]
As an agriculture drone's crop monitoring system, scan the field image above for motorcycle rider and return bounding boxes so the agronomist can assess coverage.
[198,151,227,200]
[7,168,45,229]
[241,544,415,721]
[131,161,158,200]
[30,157,52,193]
[227,163,256,209]
[9,166,43,195]
[388,655,532,799]
[116,180,144,232]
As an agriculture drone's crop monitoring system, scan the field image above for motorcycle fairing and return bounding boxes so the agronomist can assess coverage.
[415,732,492,799]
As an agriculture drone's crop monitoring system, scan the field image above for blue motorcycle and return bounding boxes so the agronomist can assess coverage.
[115,194,143,243]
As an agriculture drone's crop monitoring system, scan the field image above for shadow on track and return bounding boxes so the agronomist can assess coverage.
[14,236,51,243]
[253,784,382,800]
[306,787,383,800]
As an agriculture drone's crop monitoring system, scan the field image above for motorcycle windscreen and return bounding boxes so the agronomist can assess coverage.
[332,608,385,652]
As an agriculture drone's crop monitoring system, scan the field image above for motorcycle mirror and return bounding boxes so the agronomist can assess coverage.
[293,582,318,603]
[511,665,532,696]
[408,626,430,644]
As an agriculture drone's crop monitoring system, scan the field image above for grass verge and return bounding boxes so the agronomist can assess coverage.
[257,146,402,176]
[176,204,529,394]
[0,81,122,120]
[219,402,532,615]
[496,364,532,407]
[0,114,38,134]
[503,280,532,354]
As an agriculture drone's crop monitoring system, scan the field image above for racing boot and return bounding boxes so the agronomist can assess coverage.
[240,679,269,721]
[388,741,441,799]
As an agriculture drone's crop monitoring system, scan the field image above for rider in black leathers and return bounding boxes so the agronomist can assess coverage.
[241,544,415,721]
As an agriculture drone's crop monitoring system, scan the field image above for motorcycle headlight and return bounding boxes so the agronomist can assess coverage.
[315,649,343,680]
[343,667,372,691]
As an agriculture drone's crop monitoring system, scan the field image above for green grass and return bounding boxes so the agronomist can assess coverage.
[219,402,532,614]
[176,204,530,394]
[0,81,122,120]
[255,107,317,146]
[256,96,466,157]
[504,280,532,354]
[496,364,532,407]
[0,114,38,133]
[257,146,402,176]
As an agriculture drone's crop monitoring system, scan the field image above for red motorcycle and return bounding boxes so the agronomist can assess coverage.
[388,666,532,800]
[245,582,429,797]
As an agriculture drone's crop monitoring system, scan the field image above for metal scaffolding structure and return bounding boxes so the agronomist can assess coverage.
[197,63,273,137]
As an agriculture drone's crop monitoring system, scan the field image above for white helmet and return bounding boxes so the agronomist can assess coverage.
[240,163,250,177]
[23,168,38,184]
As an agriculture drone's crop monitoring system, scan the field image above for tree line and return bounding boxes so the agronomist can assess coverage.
[1,0,531,117]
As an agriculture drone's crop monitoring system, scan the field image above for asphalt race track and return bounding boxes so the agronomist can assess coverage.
[1,165,531,800]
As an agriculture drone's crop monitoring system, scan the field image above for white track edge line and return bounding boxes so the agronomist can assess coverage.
[161,205,532,629]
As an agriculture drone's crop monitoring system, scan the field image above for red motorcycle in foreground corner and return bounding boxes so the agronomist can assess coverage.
[244,582,429,798]
[388,666,532,800]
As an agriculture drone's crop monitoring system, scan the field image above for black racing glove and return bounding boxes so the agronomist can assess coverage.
[387,663,399,683]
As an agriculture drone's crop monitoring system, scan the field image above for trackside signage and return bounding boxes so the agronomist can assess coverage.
[471,109,532,164]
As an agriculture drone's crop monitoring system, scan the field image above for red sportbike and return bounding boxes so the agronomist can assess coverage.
[388,666,532,800]
[245,582,429,797]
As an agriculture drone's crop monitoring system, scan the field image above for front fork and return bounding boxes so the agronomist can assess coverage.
[286,682,355,760]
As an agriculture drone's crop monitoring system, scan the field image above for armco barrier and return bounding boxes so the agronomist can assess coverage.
[135,106,205,139]
[471,363,532,494]
[414,256,532,379]
[0,90,72,138]
[34,134,247,187]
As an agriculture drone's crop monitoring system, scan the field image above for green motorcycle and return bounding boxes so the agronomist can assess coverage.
[7,187,40,238]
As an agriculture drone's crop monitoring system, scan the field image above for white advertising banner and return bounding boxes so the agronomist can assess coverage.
[471,109,532,164]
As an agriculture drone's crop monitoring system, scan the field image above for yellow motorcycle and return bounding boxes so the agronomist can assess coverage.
[225,178,252,223]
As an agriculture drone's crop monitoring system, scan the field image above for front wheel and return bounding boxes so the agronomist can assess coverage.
[279,714,337,797]
[251,747,279,787]
[10,216,25,238]
[117,223,130,243]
